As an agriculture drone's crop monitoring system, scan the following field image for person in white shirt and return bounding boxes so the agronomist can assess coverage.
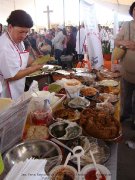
[76,23,86,59]
[0,10,44,100]
[52,25,65,65]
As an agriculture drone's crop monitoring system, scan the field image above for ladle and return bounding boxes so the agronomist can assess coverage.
[89,150,102,180]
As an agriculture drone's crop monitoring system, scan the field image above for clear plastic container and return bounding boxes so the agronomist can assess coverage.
[32,99,53,126]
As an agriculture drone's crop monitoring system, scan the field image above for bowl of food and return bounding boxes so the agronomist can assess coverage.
[80,86,99,99]
[3,140,62,174]
[65,136,110,166]
[49,120,82,140]
[53,108,80,122]
[68,97,90,109]
[49,165,78,180]
[97,80,119,87]
[80,108,121,140]
[65,136,90,153]
[80,164,111,180]
[96,102,115,114]
[99,93,119,104]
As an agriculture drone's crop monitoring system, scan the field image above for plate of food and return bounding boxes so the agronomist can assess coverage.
[100,70,121,78]
[96,85,120,95]
[96,101,115,114]
[42,65,62,72]
[72,68,89,73]
[97,80,119,87]
[65,136,110,166]
[99,93,119,103]
[53,108,80,121]
[67,97,90,109]
[65,136,90,152]
[54,70,71,76]
[48,120,82,140]
[79,108,121,140]
[80,86,99,98]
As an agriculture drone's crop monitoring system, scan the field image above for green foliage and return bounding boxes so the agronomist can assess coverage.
[102,41,111,54]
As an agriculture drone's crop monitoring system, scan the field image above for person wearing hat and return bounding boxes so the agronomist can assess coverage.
[0,10,44,100]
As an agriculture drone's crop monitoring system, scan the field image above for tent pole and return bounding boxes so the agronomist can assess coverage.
[13,0,16,10]
[63,0,65,27]
[79,0,81,54]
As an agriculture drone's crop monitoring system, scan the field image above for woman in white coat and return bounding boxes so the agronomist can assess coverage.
[0,10,43,100]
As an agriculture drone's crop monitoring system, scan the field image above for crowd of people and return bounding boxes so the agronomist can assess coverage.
[23,25,78,66]
[0,20,116,64]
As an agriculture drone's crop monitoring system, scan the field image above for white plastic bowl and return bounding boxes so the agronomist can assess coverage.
[80,163,111,180]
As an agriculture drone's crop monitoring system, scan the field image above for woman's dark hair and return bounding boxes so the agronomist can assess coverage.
[129,2,135,16]
[7,10,33,28]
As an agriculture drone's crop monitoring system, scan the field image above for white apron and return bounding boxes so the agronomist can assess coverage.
[8,51,29,99]
[0,33,29,100]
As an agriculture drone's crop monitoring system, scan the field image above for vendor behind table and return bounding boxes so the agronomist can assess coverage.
[0,10,44,100]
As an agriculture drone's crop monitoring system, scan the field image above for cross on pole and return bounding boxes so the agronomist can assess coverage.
[43,5,53,29]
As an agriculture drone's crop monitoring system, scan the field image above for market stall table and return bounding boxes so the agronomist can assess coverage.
[1,67,121,180]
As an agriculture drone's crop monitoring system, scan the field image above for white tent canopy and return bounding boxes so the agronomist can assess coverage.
[0,0,133,27]
[98,0,134,5]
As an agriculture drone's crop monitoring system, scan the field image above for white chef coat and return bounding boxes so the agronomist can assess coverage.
[0,32,29,100]
[52,31,65,51]
[76,27,86,54]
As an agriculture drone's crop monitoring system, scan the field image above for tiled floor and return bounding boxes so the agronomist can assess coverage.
[117,120,135,180]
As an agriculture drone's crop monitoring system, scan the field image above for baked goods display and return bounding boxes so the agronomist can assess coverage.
[80,108,121,140]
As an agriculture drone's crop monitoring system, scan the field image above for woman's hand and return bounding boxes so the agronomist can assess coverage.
[124,41,135,50]
[120,40,135,50]
[30,63,43,71]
